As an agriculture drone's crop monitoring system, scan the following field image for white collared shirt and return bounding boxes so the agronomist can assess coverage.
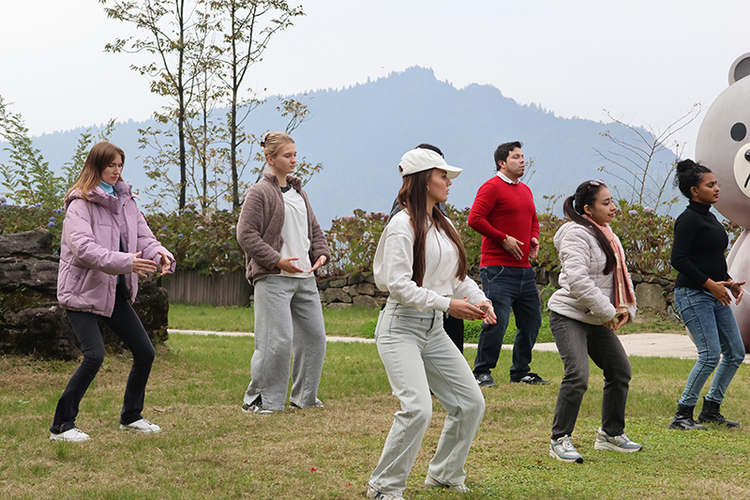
[496,170,520,185]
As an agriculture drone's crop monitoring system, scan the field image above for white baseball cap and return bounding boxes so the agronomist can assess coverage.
[399,148,463,179]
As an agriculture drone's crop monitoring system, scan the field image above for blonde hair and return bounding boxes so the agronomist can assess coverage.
[262,132,294,160]
[66,141,125,201]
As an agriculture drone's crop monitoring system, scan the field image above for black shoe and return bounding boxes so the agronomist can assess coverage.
[697,396,740,427]
[475,373,497,387]
[512,373,550,385]
[669,403,707,430]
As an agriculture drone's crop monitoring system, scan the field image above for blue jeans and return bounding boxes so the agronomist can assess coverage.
[674,287,746,406]
[473,265,542,381]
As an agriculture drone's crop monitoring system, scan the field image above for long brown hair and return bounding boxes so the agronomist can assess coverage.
[66,141,125,201]
[397,169,467,286]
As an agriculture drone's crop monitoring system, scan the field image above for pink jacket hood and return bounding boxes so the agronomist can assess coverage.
[57,181,175,316]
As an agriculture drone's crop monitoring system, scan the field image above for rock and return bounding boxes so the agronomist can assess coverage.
[0,228,53,256]
[353,295,380,308]
[0,256,59,294]
[328,278,348,288]
[0,229,170,359]
[635,282,668,318]
[347,272,364,285]
[316,277,330,291]
[357,282,375,295]
[321,287,352,303]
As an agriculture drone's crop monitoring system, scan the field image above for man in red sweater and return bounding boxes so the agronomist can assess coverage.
[469,141,549,387]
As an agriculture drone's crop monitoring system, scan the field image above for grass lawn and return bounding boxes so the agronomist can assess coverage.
[169,303,685,342]
[2,331,749,499]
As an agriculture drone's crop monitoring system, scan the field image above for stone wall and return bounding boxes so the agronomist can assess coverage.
[0,229,170,360]
[318,268,679,321]
[317,272,387,309]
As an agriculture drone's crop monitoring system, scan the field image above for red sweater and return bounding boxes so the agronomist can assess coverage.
[468,175,539,268]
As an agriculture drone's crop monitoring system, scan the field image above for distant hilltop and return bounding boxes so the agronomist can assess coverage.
[1,66,675,225]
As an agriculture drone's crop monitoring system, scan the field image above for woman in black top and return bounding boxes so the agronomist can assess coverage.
[669,159,746,430]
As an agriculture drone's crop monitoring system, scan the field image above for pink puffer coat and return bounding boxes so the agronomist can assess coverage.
[57,181,175,317]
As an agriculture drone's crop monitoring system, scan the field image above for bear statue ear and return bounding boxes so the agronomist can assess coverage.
[729,53,750,85]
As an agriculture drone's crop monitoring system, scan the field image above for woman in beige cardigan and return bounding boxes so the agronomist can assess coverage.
[236,132,331,415]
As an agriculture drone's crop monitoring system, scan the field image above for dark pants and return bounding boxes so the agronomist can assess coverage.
[50,284,155,433]
[444,312,465,353]
[549,311,632,440]
[473,265,541,381]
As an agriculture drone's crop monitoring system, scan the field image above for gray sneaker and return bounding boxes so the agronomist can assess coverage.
[241,395,275,416]
[549,435,583,463]
[366,485,404,500]
[594,428,642,452]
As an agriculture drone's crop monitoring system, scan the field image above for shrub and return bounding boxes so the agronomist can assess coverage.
[325,209,388,276]
[147,206,244,274]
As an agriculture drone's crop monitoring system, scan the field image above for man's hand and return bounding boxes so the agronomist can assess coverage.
[502,235,524,260]
[529,237,539,259]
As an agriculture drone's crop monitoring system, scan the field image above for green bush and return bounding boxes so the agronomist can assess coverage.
[147,206,245,274]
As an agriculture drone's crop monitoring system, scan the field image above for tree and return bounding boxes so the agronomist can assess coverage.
[0,96,116,209]
[101,0,199,209]
[210,0,304,209]
[594,104,701,213]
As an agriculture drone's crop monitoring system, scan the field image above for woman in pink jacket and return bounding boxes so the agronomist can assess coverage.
[50,141,175,442]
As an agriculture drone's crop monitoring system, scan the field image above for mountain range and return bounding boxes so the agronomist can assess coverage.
[1,66,677,226]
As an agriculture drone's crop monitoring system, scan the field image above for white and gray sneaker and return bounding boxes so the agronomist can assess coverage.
[49,427,90,442]
[594,427,642,452]
[120,418,161,433]
[425,474,471,492]
[549,435,583,463]
[366,485,404,500]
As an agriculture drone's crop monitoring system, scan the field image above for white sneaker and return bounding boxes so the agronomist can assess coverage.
[425,474,471,492]
[366,485,404,500]
[120,418,161,433]
[594,427,642,452]
[549,435,583,463]
[50,427,90,442]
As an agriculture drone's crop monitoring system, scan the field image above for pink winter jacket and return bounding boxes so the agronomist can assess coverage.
[57,181,175,317]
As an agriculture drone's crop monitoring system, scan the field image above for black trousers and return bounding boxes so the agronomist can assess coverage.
[50,284,155,433]
[444,312,465,353]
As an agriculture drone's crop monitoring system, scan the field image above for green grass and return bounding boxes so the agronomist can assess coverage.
[2,334,750,499]
[168,303,381,336]
[170,303,676,343]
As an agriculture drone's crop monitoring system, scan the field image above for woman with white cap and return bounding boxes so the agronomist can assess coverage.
[367,148,496,500]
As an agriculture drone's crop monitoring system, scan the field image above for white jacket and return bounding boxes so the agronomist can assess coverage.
[547,221,636,325]
[373,210,488,312]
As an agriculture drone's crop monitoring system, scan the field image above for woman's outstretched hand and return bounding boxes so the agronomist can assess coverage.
[276,256,304,274]
[132,251,158,277]
[449,298,493,322]
[309,255,327,273]
[157,250,172,276]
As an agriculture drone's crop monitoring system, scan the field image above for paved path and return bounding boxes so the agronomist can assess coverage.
[169,329,750,362]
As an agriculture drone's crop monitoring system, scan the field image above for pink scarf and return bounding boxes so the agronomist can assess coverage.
[584,216,636,315]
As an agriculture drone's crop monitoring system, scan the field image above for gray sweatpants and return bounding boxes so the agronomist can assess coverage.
[369,303,485,495]
[243,275,326,411]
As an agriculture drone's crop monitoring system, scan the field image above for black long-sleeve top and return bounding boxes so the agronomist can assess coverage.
[671,199,730,290]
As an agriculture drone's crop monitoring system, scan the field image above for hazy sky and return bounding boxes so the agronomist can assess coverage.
[1,0,748,158]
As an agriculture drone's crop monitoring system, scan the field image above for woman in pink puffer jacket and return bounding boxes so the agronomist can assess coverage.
[49,141,175,442]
